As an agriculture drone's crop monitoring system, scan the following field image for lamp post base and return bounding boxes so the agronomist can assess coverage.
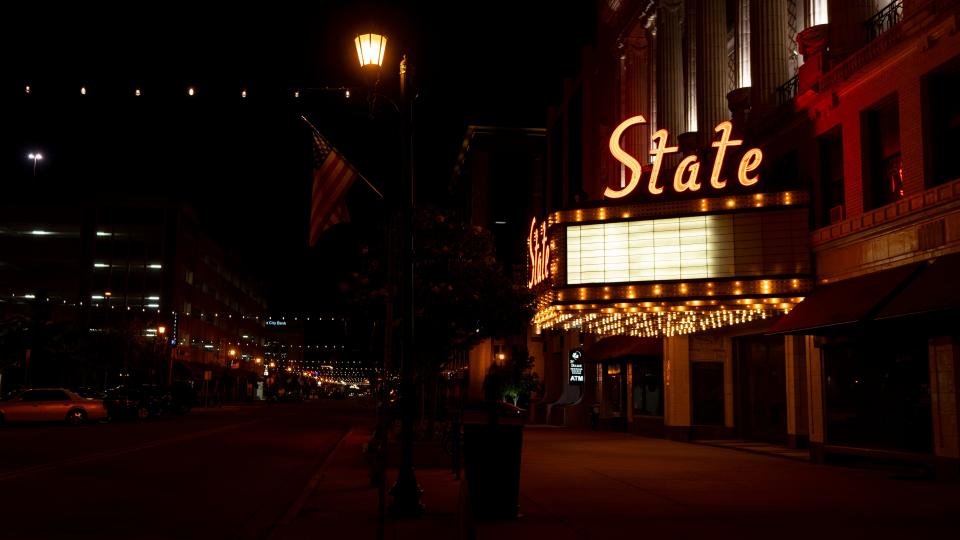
[389,467,425,518]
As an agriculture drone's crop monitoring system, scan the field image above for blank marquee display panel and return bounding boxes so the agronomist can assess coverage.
[565,211,808,285]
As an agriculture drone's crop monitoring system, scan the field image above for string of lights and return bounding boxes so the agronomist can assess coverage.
[17,84,355,101]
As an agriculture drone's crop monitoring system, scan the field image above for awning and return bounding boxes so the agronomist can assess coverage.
[583,335,662,362]
[767,262,924,335]
[875,252,960,320]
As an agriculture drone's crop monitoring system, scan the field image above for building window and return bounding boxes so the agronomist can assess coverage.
[185,269,194,285]
[818,127,845,227]
[926,58,960,188]
[861,95,902,211]
[823,332,931,453]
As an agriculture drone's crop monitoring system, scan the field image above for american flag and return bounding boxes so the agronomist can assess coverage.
[309,129,358,247]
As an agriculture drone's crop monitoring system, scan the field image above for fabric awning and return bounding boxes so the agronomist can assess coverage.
[875,252,960,320]
[767,262,924,335]
[583,335,662,362]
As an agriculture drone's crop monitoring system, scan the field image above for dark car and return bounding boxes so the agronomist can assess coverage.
[104,385,172,420]
[168,382,196,414]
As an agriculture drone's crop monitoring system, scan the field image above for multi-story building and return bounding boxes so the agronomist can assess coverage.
[527,0,960,480]
[0,201,269,399]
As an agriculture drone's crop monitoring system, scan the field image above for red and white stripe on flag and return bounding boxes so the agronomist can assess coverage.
[309,131,358,246]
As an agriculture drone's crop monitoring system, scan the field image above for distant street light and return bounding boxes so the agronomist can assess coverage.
[27,152,43,176]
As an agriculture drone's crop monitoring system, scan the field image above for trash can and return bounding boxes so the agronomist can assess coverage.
[462,401,525,520]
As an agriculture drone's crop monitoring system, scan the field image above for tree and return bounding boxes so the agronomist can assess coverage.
[483,350,542,407]
[412,209,532,374]
[338,207,533,429]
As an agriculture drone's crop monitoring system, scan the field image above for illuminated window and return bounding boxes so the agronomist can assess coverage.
[862,95,902,210]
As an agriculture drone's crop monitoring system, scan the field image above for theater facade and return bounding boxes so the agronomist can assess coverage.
[525,0,960,480]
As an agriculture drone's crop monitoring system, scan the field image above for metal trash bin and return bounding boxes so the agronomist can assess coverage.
[462,401,525,520]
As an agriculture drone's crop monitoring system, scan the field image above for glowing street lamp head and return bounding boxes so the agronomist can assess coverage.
[157,326,166,335]
[28,153,43,161]
[354,33,387,68]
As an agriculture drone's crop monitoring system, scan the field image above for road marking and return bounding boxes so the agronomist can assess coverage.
[0,419,260,482]
[270,427,353,534]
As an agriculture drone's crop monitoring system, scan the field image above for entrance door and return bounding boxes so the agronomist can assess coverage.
[736,336,787,443]
[602,362,628,431]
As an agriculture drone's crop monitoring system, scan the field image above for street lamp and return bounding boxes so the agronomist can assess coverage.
[355,31,422,518]
[27,152,43,176]
[354,33,387,68]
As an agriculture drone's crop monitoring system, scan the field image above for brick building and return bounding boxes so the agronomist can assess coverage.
[525,0,960,480]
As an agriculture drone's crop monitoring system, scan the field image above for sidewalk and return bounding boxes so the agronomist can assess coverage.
[274,425,960,540]
[269,427,464,540]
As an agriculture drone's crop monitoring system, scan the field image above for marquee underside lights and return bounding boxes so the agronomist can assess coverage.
[534,303,797,339]
[533,273,812,338]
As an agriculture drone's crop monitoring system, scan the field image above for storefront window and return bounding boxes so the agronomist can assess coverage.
[824,333,932,453]
[632,358,663,416]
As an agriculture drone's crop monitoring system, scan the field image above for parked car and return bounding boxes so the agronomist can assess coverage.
[104,384,171,420]
[0,388,109,425]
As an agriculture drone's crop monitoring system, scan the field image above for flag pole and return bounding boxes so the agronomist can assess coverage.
[300,115,384,200]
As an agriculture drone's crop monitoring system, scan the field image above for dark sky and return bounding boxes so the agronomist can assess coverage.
[2,1,593,311]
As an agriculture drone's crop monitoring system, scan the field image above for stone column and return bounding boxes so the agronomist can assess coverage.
[694,0,730,148]
[657,0,685,168]
[664,335,692,440]
[784,335,810,448]
[930,337,960,481]
[736,0,751,88]
[750,0,792,110]
[623,34,652,166]
[723,337,735,430]
[804,335,826,462]
[827,0,875,61]
[683,0,698,132]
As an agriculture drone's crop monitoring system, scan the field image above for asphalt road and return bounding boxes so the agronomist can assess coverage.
[0,400,374,540]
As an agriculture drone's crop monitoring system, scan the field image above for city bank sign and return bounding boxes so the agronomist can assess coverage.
[605,116,763,199]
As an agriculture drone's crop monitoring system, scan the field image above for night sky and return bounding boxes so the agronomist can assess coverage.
[2,1,592,311]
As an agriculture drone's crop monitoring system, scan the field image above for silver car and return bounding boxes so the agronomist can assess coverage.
[0,388,109,425]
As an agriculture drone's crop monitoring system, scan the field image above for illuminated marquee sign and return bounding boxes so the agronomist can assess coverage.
[566,211,808,285]
[569,348,584,385]
[527,217,551,288]
[605,116,763,199]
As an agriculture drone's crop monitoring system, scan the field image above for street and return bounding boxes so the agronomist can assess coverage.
[0,401,373,540]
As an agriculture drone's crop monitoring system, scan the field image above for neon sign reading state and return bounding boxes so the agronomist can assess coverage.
[527,217,550,288]
[605,116,763,199]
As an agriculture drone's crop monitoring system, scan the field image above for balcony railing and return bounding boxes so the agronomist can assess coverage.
[776,74,799,105]
[866,0,904,40]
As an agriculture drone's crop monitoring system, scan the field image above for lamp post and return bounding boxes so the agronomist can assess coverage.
[27,152,43,177]
[355,31,423,518]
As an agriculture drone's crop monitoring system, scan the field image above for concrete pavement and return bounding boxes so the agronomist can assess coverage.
[278,425,960,540]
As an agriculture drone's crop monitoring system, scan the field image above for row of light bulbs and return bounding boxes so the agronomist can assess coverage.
[536,302,795,339]
[22,85,348,100]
